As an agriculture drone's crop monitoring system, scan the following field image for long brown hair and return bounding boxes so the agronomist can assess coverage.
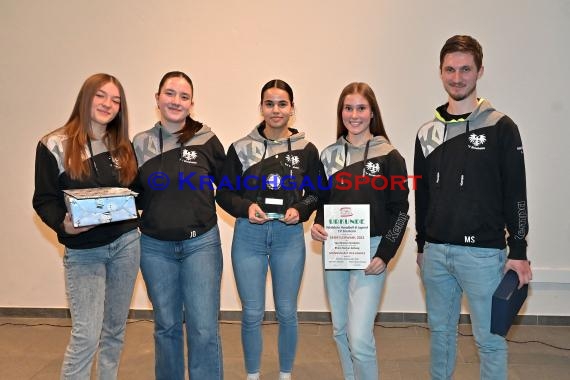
[64,73,137,185]
[336,82,389,141]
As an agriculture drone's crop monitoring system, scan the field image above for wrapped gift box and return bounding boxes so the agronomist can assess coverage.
[63,187,138,227]
[491,269,529,337]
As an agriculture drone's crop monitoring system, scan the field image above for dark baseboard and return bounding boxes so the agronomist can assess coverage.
[0,308,72,318]
[1,308,569,326]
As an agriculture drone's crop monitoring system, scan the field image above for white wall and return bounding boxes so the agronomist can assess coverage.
[1,0,569,315]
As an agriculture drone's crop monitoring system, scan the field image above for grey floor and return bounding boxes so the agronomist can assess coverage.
[1,318,569,380]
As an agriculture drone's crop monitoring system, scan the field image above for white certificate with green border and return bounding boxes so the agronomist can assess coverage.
[324,204,370,269]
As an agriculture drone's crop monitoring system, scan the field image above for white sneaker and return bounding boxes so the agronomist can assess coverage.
[247,373,260,380]
[279,372,291,380]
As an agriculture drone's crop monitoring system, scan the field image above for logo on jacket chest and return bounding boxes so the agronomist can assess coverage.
[180,148,198,164]
[364,161,382,176]
[111,156,121,169]
[468,133,487,150]
[283,154,300,169]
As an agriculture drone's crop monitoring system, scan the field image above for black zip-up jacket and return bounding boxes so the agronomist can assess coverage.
[414,99,529,259]
[133,122,226,241]
[33,127,138,249]
[216,125,319,222]
[315,135,410,264]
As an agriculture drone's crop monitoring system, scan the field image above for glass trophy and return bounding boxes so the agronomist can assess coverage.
[257,172,287,219]
[257,159,292,220]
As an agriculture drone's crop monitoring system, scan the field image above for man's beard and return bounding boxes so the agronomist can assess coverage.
[447,83,477,102]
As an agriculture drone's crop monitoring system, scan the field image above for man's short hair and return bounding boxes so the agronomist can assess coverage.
[440,35,483,71]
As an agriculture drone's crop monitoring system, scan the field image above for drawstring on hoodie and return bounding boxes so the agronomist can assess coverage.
[158,127,184,175]
[435,124,448,189]
[260,139,269,166]
[341,143,348,184]
[87,137,117,178]
[158,127,164,172]
[255,137,292,204]
[287,138,293,177]
[341,138,372,183]
[459,121,470,191]
[433,99,486,191]
[362,139,371,175]
[434,120,470,190]
[87,137,100,177]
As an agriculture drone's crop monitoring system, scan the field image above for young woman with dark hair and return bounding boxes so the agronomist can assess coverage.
[217,79,320,380]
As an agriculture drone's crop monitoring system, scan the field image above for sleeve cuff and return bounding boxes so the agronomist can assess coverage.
[507,244,527,260]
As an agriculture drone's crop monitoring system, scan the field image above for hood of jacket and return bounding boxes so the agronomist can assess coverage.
[246,124,306,145]
[151,121,212,138]
[320,135,392,177]
[434,98,501,130]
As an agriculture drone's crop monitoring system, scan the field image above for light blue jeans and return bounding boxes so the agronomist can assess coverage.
[422,243,507,380]
[140,225,223,380]
[62,229,140,380]
[324,236,385,380]
[231,218,306,374]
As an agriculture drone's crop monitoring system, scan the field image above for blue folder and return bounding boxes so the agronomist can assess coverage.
[491,270,528,336]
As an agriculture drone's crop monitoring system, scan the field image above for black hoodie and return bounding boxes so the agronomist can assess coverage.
[315,135,410,264]
[33,127,138,249]
[133,123,226,241]
[216,124,320,222]
[414,98,528,259]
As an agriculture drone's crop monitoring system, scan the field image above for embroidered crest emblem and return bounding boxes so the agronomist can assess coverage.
[181,149,198,164]
[468,133,487,150]
[364,161,381,176]
[284,154,300,169]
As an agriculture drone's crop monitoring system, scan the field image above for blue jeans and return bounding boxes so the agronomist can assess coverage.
[62,229,140,380]
[231,218,306,374]
[324,236,385,380]
[140,225,223,380]
[422,243,507,380]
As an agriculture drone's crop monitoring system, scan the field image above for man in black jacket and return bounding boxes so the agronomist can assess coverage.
[414,35,532,380]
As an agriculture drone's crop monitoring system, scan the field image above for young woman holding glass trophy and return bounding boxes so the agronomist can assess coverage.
[216,79,320,380]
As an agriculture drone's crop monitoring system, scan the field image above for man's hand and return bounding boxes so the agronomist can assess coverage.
[504,259,532,289]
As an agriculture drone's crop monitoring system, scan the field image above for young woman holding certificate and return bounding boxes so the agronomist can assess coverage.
[216,79,320,380]
[311,82,410,380]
